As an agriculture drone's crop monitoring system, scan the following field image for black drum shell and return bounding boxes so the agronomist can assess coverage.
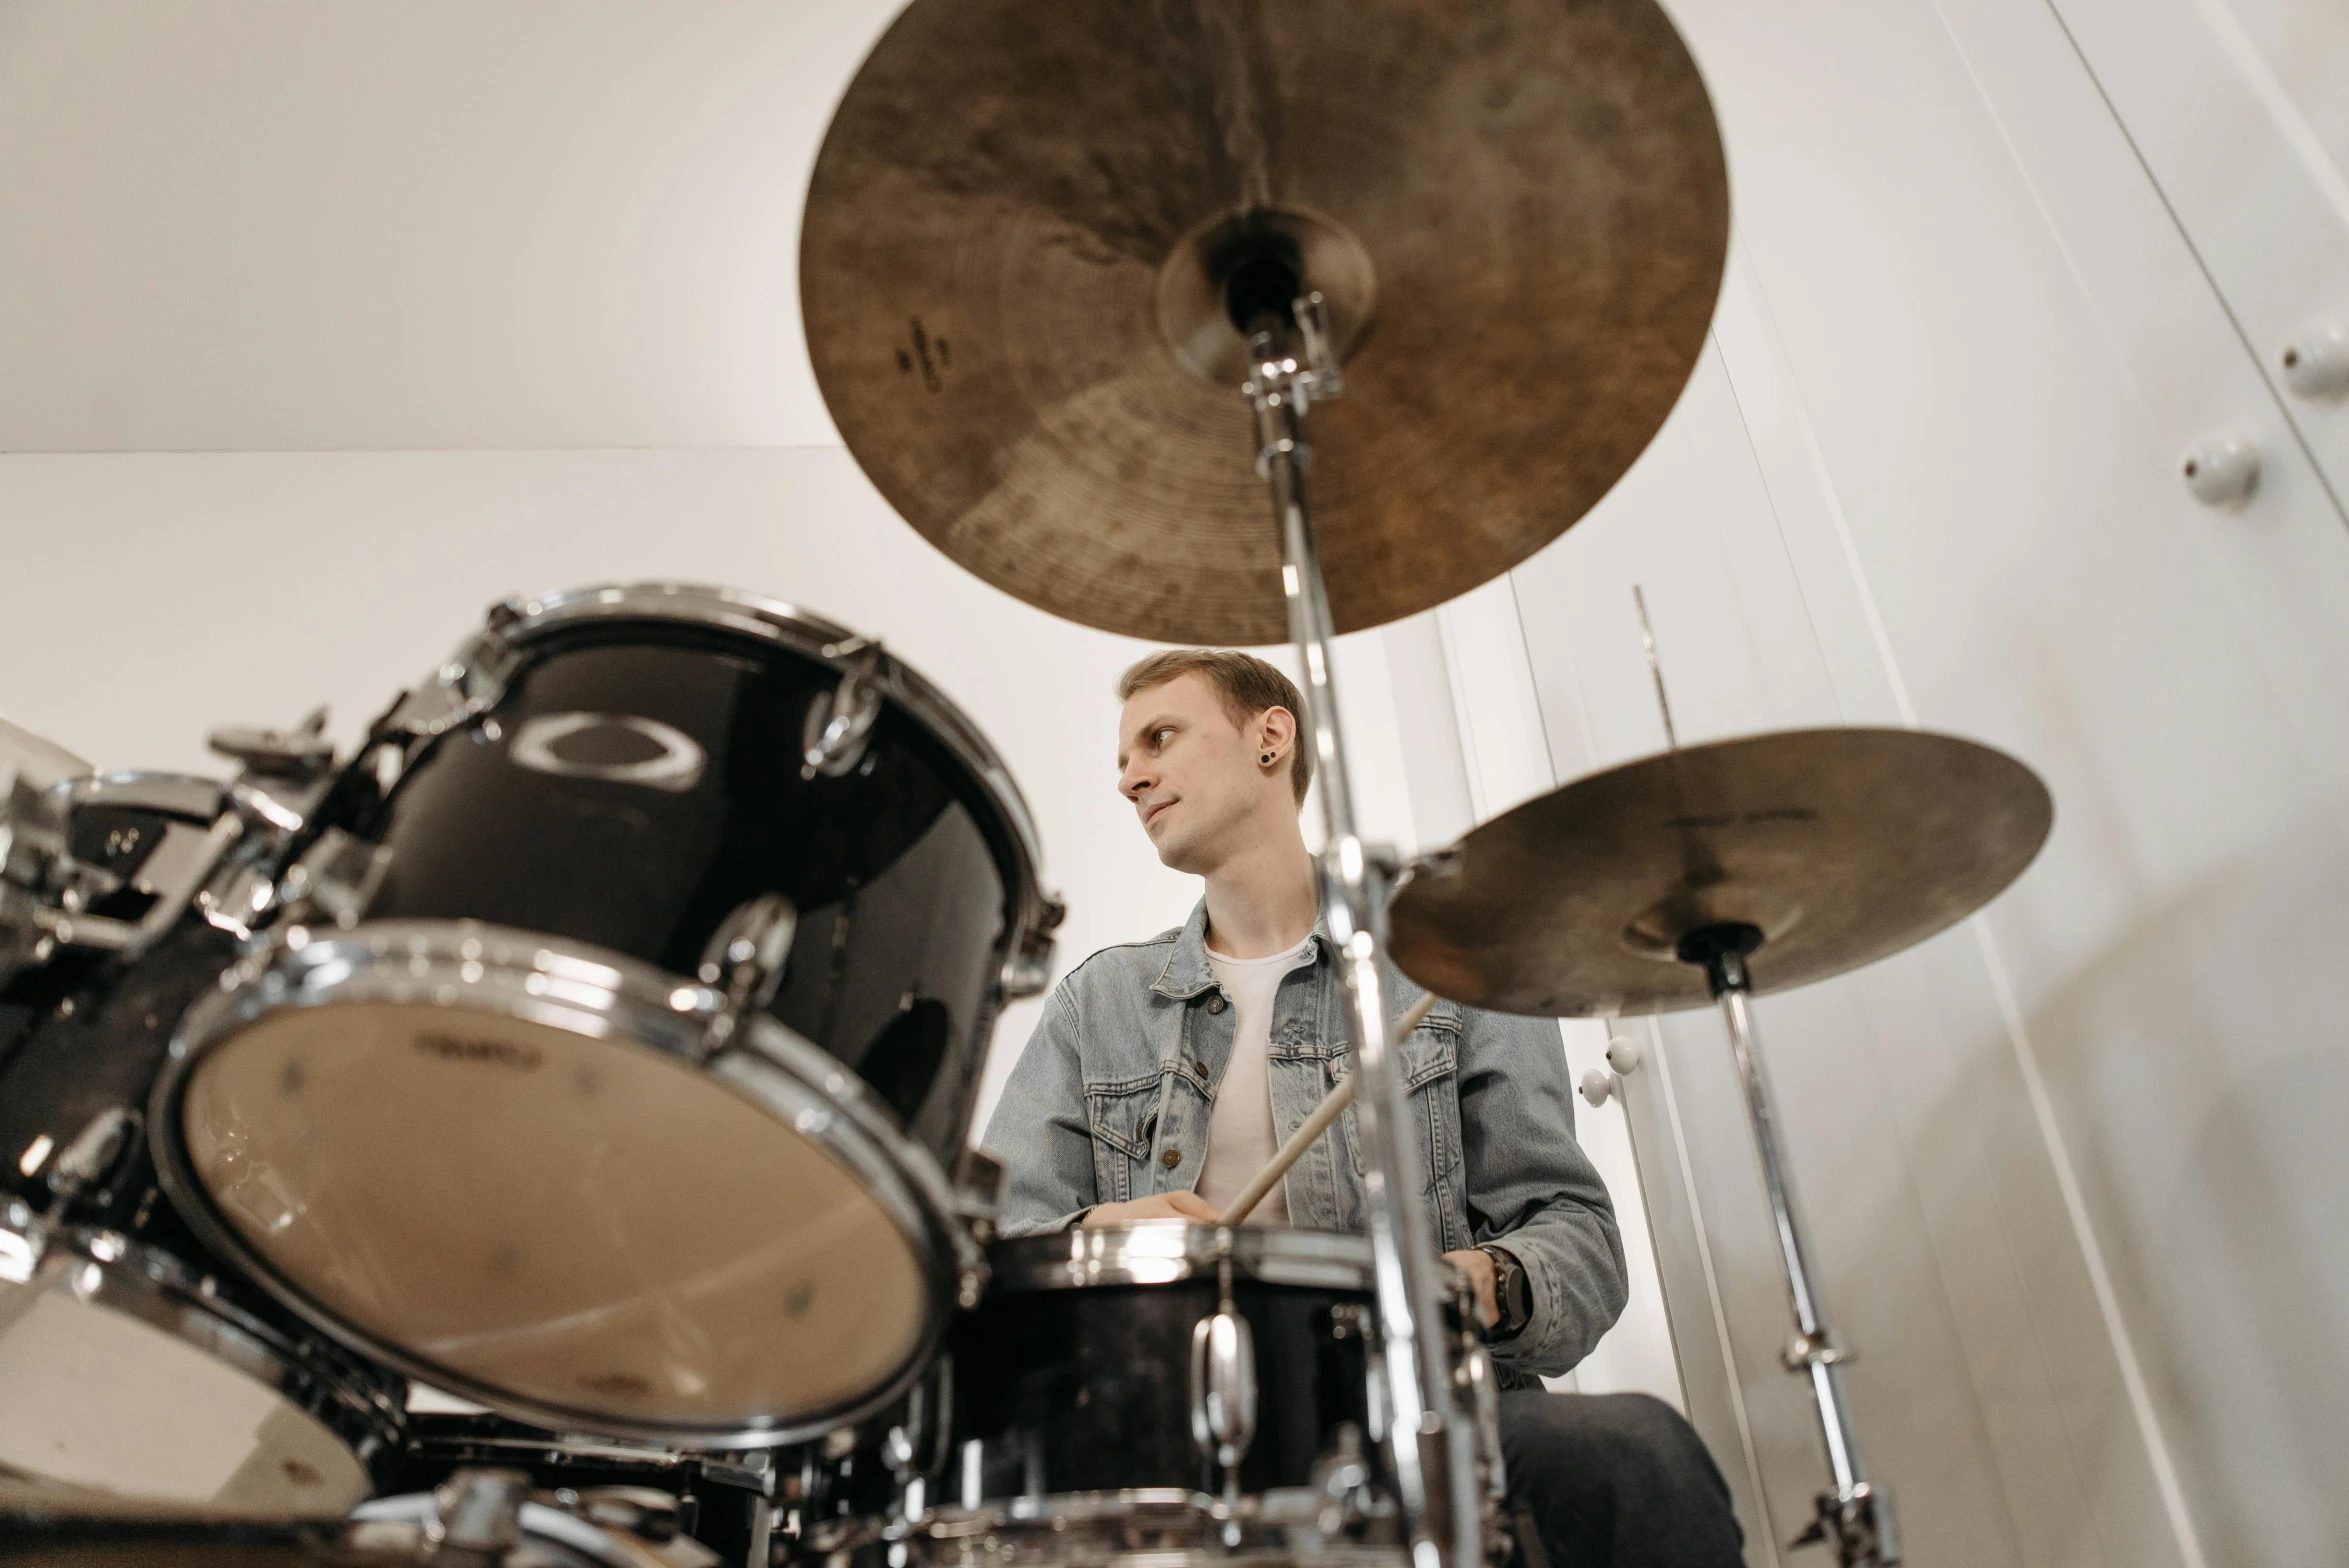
[947,1251,1380,1500]
[1,925,268,1266]
[327,619,1023,1168]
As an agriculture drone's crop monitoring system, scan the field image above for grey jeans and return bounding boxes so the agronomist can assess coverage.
[1499,1391,1745,1568]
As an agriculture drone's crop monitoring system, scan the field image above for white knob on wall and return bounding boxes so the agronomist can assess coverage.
[2280,324,2349,401]
[2181,435,2260,510]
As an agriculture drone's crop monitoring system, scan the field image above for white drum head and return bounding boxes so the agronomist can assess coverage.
[173,977,935,1440]
[0,1231,377,1513]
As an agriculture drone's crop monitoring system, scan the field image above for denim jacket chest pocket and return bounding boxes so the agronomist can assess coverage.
[1339,1008,1465,1190]
[1083,1070,1165,1204]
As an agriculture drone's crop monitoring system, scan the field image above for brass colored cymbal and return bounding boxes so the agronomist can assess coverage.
[0,713,89,790]
[801,0,1730,646]
[1386,729,2054,1017]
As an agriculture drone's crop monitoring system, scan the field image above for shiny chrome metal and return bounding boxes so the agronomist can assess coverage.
[354,1483,683,1568]
[31,811,244,957]
[394,584,1060,1003]
[1190,1306,1258,1473]
[277,825,395,929]
[800,637,886,779]
[1246,311,1475,1568]
[151,918,984,1450]
[437,1467,533,1554]
[207,707,335,779]
[45,1106,137,1204]
[0,1204,404,1510]
[1705,948,1899,1566]
[697,892,798,1055]
[988,1222,1376,1295]
[881,1488,1407,1568]
[697,893,798,1012]
[55,770,226,822]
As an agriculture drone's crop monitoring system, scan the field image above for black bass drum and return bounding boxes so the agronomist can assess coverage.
[149,585,1060,1450]
[0,786,407,1516]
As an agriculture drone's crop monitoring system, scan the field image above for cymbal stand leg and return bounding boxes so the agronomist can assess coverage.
[1684,926,1899,1566]
[1244,303,1478,1568]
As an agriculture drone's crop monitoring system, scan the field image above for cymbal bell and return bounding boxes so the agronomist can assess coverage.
[800,0,1730,646]
[1386,728,2054,1017]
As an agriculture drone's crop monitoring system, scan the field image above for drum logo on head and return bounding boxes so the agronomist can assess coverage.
[508,712,706,793]
[413,1031,544,1072]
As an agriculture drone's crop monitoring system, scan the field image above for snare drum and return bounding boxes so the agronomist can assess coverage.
[0,918,406,1513]
[876,1225,1417,1566]
[150,585,1060,1449]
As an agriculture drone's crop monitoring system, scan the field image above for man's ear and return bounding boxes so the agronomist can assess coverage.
[1259,705,1298,761]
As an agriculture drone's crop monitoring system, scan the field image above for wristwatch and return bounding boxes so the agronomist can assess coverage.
[1476,1243,1533,1341]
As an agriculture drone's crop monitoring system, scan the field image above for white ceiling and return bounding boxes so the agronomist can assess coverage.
[0,1,902,452]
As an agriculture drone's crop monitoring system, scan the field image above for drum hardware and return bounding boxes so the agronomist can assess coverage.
[1190,1238,1259,1524]
[276,826,398,930]
[696,893,798,1055]
[210,708,339,781]
[800,639,885,780]
[379,1413,778,1568]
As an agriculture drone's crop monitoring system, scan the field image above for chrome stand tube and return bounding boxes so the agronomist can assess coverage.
[1244,314,1479,1568]
[1697,936,1899,1566]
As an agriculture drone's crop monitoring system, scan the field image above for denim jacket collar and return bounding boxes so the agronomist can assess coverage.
[1147,899,1333,1002]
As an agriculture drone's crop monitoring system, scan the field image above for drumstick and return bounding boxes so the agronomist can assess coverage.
[1219,992,1440,1226]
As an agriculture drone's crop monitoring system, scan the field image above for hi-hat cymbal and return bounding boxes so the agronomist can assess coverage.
[0,713,89,790]
[801,0,1729,646]
[1386,729,2053,1017]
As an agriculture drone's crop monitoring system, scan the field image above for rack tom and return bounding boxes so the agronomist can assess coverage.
[149,584,1060,1449]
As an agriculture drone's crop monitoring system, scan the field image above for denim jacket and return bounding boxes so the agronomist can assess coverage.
[981,900,1628,1380]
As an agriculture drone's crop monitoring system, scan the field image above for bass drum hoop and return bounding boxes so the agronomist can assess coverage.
[0,1203,404,1510]
[481,583,1053,968]
[147,919,978,1450]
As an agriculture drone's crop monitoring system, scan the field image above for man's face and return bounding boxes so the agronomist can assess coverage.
[1116,674,1275,874]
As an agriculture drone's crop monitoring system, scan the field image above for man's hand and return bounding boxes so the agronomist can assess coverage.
[1081,1192,1223,1226]
[1444,1247,1499,1330]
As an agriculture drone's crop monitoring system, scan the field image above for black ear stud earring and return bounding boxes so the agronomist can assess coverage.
[1261,752,1274,765]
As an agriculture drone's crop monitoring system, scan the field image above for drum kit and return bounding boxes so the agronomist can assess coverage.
[0,3,2053,1567]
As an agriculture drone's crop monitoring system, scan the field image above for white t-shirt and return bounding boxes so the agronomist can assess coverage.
[1195,934,1314,1225]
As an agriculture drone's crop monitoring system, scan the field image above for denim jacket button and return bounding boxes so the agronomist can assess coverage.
[1205,994,1226,1014]
[1161,1147,1182,1168]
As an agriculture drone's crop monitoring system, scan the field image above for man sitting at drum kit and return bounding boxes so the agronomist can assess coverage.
[985,649,1745,1568]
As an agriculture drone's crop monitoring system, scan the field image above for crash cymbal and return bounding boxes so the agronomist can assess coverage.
[1386,728,2053,1017]
[0,713,89,789]
[801,0,1729,646]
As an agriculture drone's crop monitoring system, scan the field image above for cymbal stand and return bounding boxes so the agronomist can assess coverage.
[1677,923,1899,1566]
[1242,293,1481,1568]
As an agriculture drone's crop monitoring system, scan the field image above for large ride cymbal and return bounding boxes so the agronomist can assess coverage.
[1387,729,2054,1017]
[801,0,1729,646]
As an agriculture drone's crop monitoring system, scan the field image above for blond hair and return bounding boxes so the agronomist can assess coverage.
[1116,649,1312,805]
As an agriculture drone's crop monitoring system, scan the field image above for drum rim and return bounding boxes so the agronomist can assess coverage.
[984,1222,1375,1294]
[46,770,226,821]
[471,582,1055,958]
[0,1202,405,1496]
[147,917,978,1451]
